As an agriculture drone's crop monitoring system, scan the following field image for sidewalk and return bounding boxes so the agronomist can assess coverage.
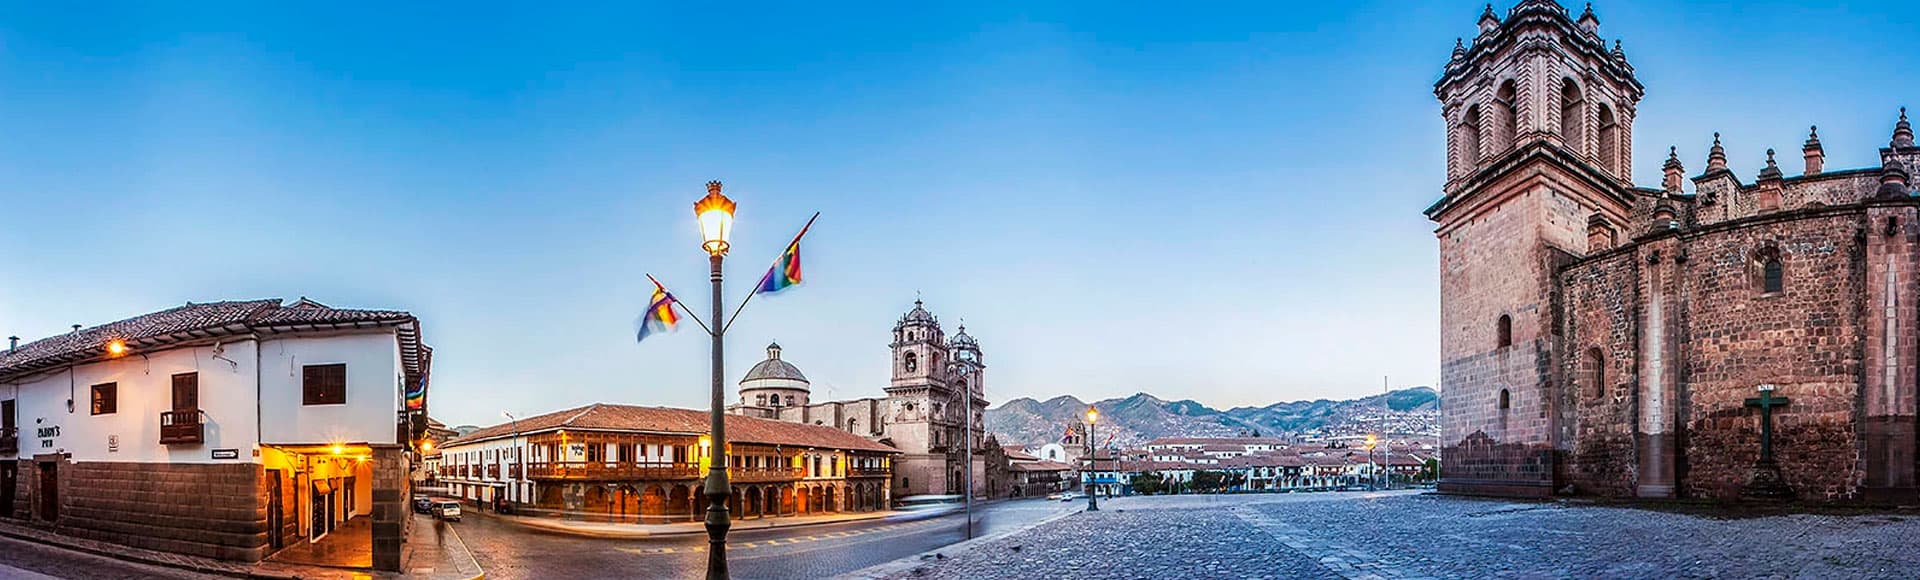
[0,515,482,580]
[483,509,902,538]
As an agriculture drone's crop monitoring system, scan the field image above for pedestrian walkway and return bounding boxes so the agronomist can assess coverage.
[483,508,904,538]
[268,515,372,568]
[0,513,483,580]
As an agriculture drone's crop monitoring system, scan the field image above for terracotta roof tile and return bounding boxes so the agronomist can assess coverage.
[449,403,899,454]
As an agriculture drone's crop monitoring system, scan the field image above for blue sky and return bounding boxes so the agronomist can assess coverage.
[3,1,1917,428]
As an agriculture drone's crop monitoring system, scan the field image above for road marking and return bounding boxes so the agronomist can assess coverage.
[613,518,949,556]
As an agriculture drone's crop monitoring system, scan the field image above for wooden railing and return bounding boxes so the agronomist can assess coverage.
[159,410,204,445]
[522,461,809,482]
[848,466,891,478]
[525,461,702,481]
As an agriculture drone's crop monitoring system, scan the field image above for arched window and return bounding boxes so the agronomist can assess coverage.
[1496,79,1519,152]
[1763,256,1784,294]
[785,395,796,406]
[755,394,767,406]
[847,418,858,432]
[1460,105,1484,170]
[1498,388,1511,410]
[1582,348,1605,400]
[903,352,918,373]
[1598,104,1620,175]
[1497,315,1513,349]
[1559,79,1584,153]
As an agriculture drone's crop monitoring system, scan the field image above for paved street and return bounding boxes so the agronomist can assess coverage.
[870,491,1920,579]
[0,534,223,580]
[455,499,1078,580]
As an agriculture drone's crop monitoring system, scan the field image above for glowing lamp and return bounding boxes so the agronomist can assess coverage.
[105,340,128,357]
[331,444,345,455]
[694,181,737,256]
[1085,408,1098,424]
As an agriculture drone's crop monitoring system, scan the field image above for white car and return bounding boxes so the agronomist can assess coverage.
[887,495,964,521]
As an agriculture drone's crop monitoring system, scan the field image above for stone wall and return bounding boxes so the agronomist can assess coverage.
[1679,212,1866,500]
[1558,249,1640,496]
[59,462,268,561]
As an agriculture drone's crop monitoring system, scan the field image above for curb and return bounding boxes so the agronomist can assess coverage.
[485,510,898,539]
[438,518,488,580]
[833,506,1083,580]
[0,525,294,580]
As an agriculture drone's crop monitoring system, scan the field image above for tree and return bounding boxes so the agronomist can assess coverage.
[1420,458,1440,483]
[1132,472,1167,495]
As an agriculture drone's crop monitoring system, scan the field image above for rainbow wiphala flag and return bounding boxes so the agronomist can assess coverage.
[756,214,817,295]
[636,279,681,344]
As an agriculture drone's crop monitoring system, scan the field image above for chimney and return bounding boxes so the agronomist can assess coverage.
[1803,126,1824,175]
[70,324,81,333]
[7,336,17,352]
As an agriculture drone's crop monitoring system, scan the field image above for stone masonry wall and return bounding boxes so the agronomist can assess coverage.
[60,462,269,561]
[1559,249,1640,496]
[1679,211,1865,500]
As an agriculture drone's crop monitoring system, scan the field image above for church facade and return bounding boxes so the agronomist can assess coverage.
[730,299,995,499]
[1428,1,1919,502]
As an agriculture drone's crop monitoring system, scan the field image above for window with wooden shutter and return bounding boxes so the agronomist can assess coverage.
[172,373,199,411]
[303,364,347,405]
[91,383,117,415]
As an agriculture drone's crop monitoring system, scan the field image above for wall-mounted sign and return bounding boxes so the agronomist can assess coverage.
[37,424,60,449]
[108,434,119,453]
[212,449,240,460]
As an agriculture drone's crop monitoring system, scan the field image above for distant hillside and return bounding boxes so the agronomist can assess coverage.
[986,387,1438,447]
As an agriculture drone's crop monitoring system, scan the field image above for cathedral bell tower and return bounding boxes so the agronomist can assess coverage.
[1425,1,1645,498]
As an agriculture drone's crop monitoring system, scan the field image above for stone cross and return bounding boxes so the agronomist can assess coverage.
[1744,384,1791,462]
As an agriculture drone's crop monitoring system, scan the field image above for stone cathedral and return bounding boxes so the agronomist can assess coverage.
[1427,1,1918,502]
[729,299,993,499]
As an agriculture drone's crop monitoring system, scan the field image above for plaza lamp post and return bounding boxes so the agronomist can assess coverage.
[1084,408,1099,512]
[503,410,522,506]
[945,358,981,540]
[695,182,737,580]
[1363,434,1379,491]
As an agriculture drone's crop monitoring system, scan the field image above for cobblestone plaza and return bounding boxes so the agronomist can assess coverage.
[868,492,1920,579]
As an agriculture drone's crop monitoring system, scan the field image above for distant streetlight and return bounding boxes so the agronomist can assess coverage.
[1085,407,1099,512]
[1363,434,1379,491]
[694,181,737,580]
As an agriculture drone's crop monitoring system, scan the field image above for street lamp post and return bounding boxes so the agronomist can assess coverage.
[502,411,522,507]
[1084,408,1099,512]
[946,359,979,540]
[1363,434,1379,491]
[696,181,737,580]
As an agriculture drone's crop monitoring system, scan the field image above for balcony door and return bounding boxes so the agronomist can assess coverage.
[172,373,199,415]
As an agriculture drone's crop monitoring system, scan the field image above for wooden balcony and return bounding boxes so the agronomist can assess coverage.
[0,428,16,454]
[525,461,702,481]
[159,410,204,445]
[522,461,807,483]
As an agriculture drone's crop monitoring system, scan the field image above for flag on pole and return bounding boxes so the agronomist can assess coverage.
[636,276,682,344]
[756,213,819,295]
[1102,432,1116,448]
[1060,424,1076,443]
[405,348,431,411]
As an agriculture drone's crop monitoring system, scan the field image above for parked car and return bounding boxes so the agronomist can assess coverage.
[412,496,433,514]
[1057,491,1084,502]
[431,499,462,521]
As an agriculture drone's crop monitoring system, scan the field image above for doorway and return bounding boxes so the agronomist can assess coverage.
[267,470,284,550]
[310,481,330,541]
[0,462,15,519]
[37,461,57,521]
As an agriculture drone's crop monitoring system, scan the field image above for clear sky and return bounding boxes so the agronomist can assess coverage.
[3,1,1917,428]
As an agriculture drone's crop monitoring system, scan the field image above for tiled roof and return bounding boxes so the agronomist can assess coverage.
[1145,437,1286,447]
[0,298,425,384]
[1004,448,1040,461]
[1010,460,1070,472]
[447,403,899,454]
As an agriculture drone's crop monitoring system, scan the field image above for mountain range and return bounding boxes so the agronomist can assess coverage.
[985,387,1439,447]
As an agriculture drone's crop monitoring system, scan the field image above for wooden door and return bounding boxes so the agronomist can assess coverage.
[266,470,284,550]
[172,373,199,412]
[37,462,56,521]
[0,462,15,519]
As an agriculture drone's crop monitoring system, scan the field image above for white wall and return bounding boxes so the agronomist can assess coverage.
[3,341,262,464]
[258,332,402,446]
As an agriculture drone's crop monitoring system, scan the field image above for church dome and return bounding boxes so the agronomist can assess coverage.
[950,325,978,349]
[741,342,809,389]
[896,299,938,328]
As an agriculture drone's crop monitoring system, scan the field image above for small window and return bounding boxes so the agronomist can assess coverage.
[785,395,795,406]
[903,352,918,373]
[1497,315,1513,349]
[302,363,347,405]
[1583,348,1605,400]
[1498,388,1511,410]
[90,382,117,415]
[1762,258,1784,294]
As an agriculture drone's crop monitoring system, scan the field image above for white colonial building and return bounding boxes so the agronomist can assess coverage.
[0,298,431,570]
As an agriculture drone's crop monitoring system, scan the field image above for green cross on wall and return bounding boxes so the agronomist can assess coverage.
[1744,384,1791,462]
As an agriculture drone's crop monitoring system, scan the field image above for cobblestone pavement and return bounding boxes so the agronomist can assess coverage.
[0,534,223,580]
[458,498,1076,579]
[868,491,1920,580]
